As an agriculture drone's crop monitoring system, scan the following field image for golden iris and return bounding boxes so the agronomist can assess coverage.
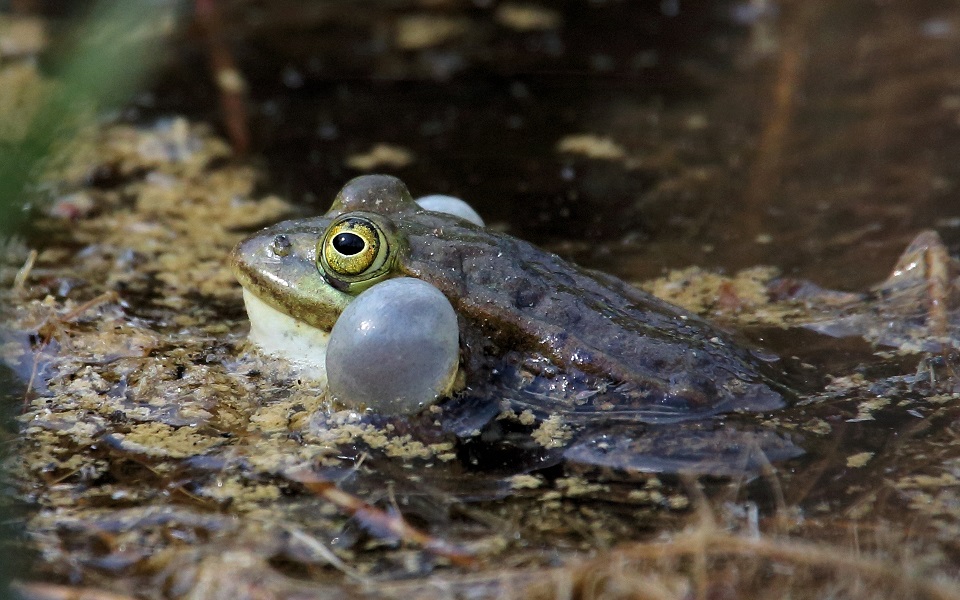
[317,213,398,292]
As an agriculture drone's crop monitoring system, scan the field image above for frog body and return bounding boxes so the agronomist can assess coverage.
[233,174,784,420]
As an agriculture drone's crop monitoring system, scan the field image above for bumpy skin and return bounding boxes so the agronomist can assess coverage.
[233,175,786,425]
[402,214,784,420]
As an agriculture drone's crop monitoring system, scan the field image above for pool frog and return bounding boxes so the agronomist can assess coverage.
[231,174,786,428]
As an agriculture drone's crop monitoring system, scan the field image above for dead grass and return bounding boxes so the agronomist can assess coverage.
[521,527,957,600]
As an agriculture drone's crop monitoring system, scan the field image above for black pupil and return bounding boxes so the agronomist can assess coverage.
[332,232,365,256]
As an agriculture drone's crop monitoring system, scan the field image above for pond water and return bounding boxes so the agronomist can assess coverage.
[147,0,960,286]
[4,1,960,598]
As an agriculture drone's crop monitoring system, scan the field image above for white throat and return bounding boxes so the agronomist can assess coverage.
[241,288,329,383]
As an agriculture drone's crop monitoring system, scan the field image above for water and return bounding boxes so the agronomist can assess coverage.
[6,0,960,596]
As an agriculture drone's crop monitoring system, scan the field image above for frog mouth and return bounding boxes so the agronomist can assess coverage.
[240,288,330,383]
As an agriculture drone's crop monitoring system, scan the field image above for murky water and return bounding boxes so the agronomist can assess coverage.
[147,0,960,286]
[5,1,960,597]
[147,2,778,272]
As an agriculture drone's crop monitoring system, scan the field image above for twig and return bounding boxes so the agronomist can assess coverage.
[288,469,477,567]
[283,524,370,582]
[194,0,250,155]
[742,1,820,239]
[23,344,42,410]
[921,231,951,337]
[13,248,37,292]
[60,290,119,322]
[10,581,137,600]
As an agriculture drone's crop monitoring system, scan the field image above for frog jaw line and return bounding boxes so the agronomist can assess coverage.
[241,288,330,382]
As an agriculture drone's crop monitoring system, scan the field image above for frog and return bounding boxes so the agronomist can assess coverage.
[231,174,799,477]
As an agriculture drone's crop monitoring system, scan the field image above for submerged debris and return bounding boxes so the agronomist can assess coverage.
[3,118,960,597]
[645,230,960,356]
[801,230,960,352]
[6,120,689,595]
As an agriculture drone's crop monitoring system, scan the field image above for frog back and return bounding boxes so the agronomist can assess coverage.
[397,212,784,420]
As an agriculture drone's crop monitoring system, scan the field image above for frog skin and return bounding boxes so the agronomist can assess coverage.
[231,174,786,426]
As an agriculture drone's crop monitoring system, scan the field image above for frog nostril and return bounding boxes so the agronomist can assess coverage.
[332,232,365,256]
[271,234,292,257]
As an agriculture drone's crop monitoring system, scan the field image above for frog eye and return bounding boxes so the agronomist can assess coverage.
[317,213,399,292]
